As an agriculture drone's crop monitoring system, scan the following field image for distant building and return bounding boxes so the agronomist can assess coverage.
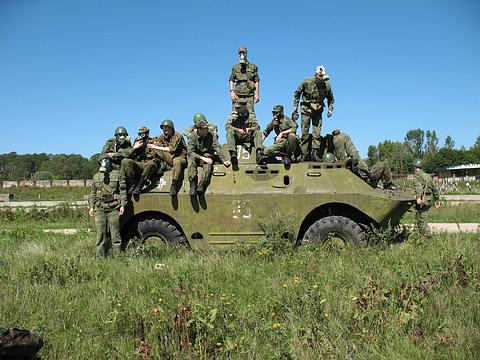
[439,164,480,181]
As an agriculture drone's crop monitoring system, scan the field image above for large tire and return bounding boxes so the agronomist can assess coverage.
[135,217,188,247]
[301,216,366,247]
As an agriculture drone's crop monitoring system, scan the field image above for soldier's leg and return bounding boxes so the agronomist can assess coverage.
[246,96,255,113]
[300,110,312,157]
[371,160,395,189]
[121,158,140,192]
[170,156,186,195]
[415,206,430,236]
[310,112,323,150]
[95,207,108,257]
[187,157,199,195]
[197,162,213,193]
[264,142,284,157]
[106,209,122,257]
[140,160,159,182]
[226,130,238,154]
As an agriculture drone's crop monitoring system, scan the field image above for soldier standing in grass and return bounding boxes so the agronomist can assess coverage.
[412,159,440,237]
[146,119,187,195]
[89,155,127,258]
[293,65,334,160]
[229,47,260,113]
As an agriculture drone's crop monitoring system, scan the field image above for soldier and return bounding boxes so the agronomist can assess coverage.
[147,119,187,195]
[101,126,133,169]
[121,127,166,195]
[412,159,440,237]
[262,105,299,164]
[183,113,219,140]
[326,130,397,190]
[187,119,231,195]
[89,155,127,258]
[293,65,335,160]
[225,103,264,165]
[229,47,260,113]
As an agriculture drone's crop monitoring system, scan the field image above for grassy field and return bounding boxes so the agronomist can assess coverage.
[0,210,479,359]
[0,186,89,201]
[402,201,480,223]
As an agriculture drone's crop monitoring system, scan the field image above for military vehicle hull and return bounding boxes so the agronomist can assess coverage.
[117,159,414,249]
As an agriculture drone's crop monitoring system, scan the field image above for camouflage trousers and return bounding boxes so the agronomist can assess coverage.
[94,206,122,257]
[264,134,299,157]
[232,95,255,113]
[361,160,393,187]
[226,129,263,154]
[157,153,187,182]
[415,204,431,236]
[187,157,214,185]
[300,106,323,153]
[121,158,159,183]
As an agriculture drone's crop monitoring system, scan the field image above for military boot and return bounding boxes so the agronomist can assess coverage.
[283,155,292,165]
[311,149,322,162]
[127,181,137,194]
[229,151,238,166]
[256,148,266,165]
[170,180,180,195]
[383,182,397,191]
[189,180,197,196]
[196,181,206,195]
[131,180,145,195]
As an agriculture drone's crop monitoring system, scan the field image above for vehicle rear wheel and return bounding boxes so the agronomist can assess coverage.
[301,216,366,247]
[133,217,188,247]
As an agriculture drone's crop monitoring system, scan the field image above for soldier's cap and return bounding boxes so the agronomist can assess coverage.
[138,127,150,134]
[332,129,340,135]
[238,47,247,54]
[195,119,209,129]
[272,105,284,113]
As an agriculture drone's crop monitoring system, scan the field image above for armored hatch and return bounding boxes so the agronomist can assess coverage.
[116,145,415,249]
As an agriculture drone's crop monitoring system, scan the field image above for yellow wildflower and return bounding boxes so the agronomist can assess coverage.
[272,323,281,329]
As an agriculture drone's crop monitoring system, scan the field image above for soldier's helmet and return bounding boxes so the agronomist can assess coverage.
[160,119,175,130]
[138,127,149,134]
[193,113,207,124]
[114,126,128,136]
[332,129,341,136]
[412,159,423,168]
[98,155,112,172]
[238,47,247,54]
[195,119,209,129]
[272,105,284,114]
[322,152,336,163]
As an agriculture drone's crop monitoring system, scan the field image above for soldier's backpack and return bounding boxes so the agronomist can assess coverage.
[0,328,44,359]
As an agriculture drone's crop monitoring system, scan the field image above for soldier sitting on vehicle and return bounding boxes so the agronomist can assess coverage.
[187,119,231,195]
[101,126,133,169]
[323,130,397,190]
[146,119,187,195]
[121,127,167,195]
[183,113,219,141]
[261,105,299,164]
[226,101,264,165]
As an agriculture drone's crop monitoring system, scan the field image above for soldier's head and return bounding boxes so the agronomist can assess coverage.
[238,47,248,64]
[160,119,175,136]
[272,105,284,124]
[322,152,336,163]
[114,126,128,145]
[137,127,150,141]
[98,155,112,173]
[235,105,249,120]
[315,65,328,79]
[193,113,207,125]
[412,159,423,170]
[195,119,209,136]
[332,129,341,136]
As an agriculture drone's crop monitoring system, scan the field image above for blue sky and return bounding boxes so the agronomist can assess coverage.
[1,0,479,158]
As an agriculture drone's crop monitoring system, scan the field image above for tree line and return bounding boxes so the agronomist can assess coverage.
[1,131,479,180]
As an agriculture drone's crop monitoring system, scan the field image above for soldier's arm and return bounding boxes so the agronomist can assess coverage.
[225,114,239,132]
[293,81,304,109]
[344,135,361,163]
[118,172,128,207]
[89,176,97,209]
[187,134,203,160]
[431,179,440,202]
[262,122,273,140]
[115,144,133,159]
[101,139,114,154]
[212,137,227,163]
[286,117,298,134]
[325,82,335,112]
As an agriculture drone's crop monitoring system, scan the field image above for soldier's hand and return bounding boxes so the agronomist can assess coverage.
[275,134,283,144]
[107,152,115,158]
[119,206,125,215]
[133,141,143,149]
[254,94,260,103]
[434,201,440,209]
[293,106,298,113]
[237,128,246,135]
[416,198,424,206]
[223,160,231,168]
[89,208,95,217]
[202,156,214,165]
[230,91,237,101]
[327,110,333,117]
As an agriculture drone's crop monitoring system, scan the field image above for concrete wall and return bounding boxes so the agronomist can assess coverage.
[0,180,91,188]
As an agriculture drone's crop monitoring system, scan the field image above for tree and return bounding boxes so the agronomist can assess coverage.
[377,140,413,174]
[444,135,455,150]
[366,145,379,167]
[404,129,424,158]
[425,130,439,154]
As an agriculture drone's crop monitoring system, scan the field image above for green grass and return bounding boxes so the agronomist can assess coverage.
[0,186,88,201]
[401,202,480,223]
[1,221,479,359]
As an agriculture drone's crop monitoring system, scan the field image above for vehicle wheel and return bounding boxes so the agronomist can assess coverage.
[134,217,188,247]
[301,216,366,247]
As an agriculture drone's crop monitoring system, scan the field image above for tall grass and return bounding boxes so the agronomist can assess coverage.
[1,219,479,359]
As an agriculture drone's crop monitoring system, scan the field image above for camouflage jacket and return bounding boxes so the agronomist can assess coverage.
[187,131,226,163]
[225,111,260,133]
[101,137,133,164]
[413,169,440,205]
[229,62,259,96]
[183,123,219,140]
[331,133,368,170]
[129,138,158,162]
[263,115,297,138]
[293,76,334,111]
[89,169,127,209]
[152,131,187,159]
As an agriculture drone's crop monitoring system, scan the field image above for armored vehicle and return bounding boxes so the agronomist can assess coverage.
[114,147,415,249]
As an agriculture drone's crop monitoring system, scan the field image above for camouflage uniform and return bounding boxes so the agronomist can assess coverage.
[263,114,299,158]
[101,137,133,168]
[184,123,219,141]
[187,129,227,191]
[229,61,259,113]
[413,169,440,236]
[152,131,187,183]
[293,75,334,155]
[89,169,127,257]
[225,109,263,154]
[330,131,394,188]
